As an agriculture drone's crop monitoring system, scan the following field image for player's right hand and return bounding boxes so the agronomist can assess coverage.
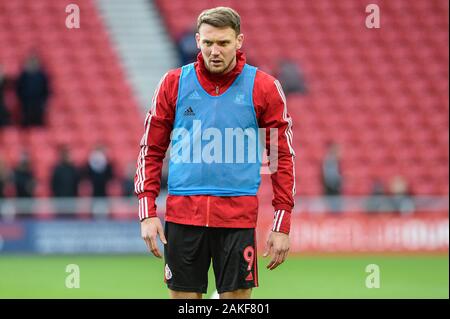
[141,217,167,258]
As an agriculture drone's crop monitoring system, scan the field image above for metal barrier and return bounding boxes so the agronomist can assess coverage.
[0,195,447,219]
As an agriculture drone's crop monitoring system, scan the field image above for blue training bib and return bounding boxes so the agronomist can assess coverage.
[168,63,263,196]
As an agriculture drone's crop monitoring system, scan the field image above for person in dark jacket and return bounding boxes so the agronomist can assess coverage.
[0,156,10,198]
[321,142,343,213]
[51,147,80,198]
[0,65,11,126]
[16,54,50,127]
[50,147,80,217]
[13,152,35,198]
[177,26,199,66]
[85,145,114,219]
[86,145,114,197]
[275,58,308,96]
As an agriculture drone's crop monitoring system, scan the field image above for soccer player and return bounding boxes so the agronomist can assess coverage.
[135,7,295,299]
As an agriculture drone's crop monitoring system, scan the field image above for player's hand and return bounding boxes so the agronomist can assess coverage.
[141,217,167,258]
[263,231,290,270]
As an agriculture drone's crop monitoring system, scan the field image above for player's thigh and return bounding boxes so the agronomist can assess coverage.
[211,228,258,294]
[164,222,211,294]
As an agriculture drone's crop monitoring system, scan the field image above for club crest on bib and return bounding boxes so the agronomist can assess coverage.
[234,93,245,104]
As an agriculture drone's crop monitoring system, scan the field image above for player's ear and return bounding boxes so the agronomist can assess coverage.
[236,33,244,50]
[195,33,201,49]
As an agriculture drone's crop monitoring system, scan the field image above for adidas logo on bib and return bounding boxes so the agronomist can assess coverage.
[184,107,195,116]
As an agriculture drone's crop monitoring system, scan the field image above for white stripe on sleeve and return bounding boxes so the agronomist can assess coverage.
[276,210,285,232]
[135,72,168,195]
[273,80,296,197]
[272,210,280,231]
[144,197,149,219]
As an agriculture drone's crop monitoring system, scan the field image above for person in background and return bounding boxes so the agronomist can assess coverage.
[177,26,199,66]
[0,65,11,127]
[321,142,343,213]
[16,53,50,127]
[12,151,36,219]
[122,162,136,197]
[388,175,415,214]
[51,146,80,218]
[85,145,114,198]
[84,145,114,219]
[0,155,10,198]
[13,151,35,198]
[275,58,308,96]
[366,179,390,213]
[50,147,80,216]
[51,146,80,198]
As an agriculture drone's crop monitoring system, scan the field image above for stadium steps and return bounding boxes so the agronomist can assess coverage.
[96,0,178,111]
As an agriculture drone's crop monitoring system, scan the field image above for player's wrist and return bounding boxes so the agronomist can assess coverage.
[140,214,157,223]
[272,228,290,235]
[272,209,291,234]
[138,195,157,221]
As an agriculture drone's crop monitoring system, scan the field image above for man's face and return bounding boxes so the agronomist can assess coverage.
[196,24,243,74]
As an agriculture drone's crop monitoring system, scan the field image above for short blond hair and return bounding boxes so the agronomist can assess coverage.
[197,7,241,35]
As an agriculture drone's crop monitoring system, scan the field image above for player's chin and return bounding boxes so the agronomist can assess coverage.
[208,65,225,73]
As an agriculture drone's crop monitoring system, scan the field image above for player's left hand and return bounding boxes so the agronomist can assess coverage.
[263,231,290,270]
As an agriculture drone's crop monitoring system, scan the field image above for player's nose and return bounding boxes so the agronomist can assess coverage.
[211,44,221,56]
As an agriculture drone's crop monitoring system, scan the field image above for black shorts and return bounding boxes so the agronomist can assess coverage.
[163,222,259,294]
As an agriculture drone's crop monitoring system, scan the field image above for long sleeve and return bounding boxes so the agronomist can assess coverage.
[257,76,296,234]
[134,71,179,221]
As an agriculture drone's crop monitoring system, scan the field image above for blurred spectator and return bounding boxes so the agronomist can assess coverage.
[0,65,11,126]
[275,58,308,96]
[177,27,199,65]
[122,162,136,197]
[84,146,114,219]
[13,152,35,197]
[322,143,343,196]
[85,146,114,197]
[0,156,10,198]
[51,146,80,197]
[389,175,415,214]
[366,180,390,213]
[321,142,343,212]
[16,53,50,127]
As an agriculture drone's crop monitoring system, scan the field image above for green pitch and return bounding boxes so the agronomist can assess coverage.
[0,254,447,298]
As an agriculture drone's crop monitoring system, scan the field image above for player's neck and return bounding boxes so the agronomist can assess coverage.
[221,56,237,75]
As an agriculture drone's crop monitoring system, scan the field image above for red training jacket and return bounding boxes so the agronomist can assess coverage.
[135,51,296,234]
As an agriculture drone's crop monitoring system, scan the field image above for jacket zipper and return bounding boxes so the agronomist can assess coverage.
[206,196,211,227]
[208,86,218,224]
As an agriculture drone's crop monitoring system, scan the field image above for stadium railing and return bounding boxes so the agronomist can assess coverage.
[0,195,448,220]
